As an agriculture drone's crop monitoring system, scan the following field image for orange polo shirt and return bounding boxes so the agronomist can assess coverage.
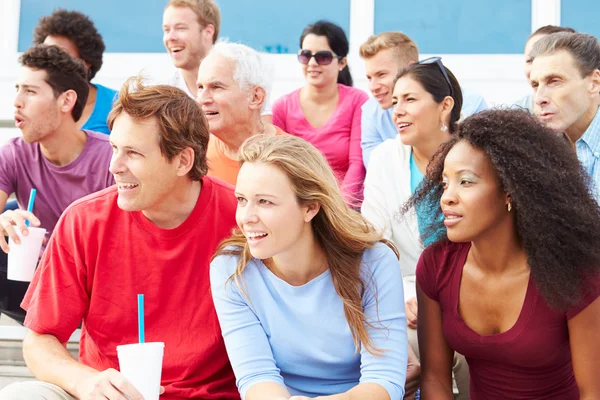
[207,126,287,186]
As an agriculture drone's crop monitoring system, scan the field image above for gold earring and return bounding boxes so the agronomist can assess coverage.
[508,202,512,212]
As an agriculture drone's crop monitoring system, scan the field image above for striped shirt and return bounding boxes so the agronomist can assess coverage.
[576,105,600,202]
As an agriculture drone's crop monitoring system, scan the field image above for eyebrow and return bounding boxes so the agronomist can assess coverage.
[530,71,565,83]
[396,92,418,98]
[163,22,188,28]
[442,169,481,177]
[234,192,278,199]
[207,81,227,87]
[456,169,481,177]
[109,142,144,152]
[368,68,389,77]
[15,84,41,90]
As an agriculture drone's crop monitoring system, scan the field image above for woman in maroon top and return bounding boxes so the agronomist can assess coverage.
[405,109,600,399]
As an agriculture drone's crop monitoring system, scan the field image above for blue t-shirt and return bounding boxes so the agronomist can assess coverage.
[210,243,408,400]
[82,83,118,135]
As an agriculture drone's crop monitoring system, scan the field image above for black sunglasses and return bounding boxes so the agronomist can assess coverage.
[297,50,343,66]
[417,57,454,97]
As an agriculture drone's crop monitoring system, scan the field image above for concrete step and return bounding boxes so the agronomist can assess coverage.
[0,315,79,391]
[0,365,35,391]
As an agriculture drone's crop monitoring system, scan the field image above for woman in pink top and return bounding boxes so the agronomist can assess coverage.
[272,20,368,208]
[406,109,600,399]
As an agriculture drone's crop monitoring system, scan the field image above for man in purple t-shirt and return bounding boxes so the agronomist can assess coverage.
[0,44,114,323]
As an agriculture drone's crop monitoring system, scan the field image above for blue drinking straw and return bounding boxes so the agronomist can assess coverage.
[25,188,37,227]
[138,294,145,343]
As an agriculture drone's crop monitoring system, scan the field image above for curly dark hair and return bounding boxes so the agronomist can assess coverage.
[403,108,600,310]
[20,44,89,122]
[33,9,105,81]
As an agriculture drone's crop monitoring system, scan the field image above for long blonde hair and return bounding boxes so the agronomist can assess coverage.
[212,135,398,355]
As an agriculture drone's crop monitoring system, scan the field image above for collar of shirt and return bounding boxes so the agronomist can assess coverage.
[577,105,600,159]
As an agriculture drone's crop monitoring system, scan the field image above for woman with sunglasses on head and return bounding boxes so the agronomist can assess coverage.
[272,20,368,208]
[210,135,408,400]
[411,109,600,399]
[362,59,471,400]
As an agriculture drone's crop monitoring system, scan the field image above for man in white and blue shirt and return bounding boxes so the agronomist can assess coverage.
[529,32,600,200]
[359,32,488,168]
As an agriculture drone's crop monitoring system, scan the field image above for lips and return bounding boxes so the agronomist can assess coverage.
[14,115,25,129]
[396,122,412,132]
[538,112,555,120]
[203,110,219,118]
[374,92,388,102]
[245,230,268,246]
[116,182,139,192]
[442,209,463,227]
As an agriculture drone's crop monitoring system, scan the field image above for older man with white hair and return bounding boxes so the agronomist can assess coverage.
[196,42,286,185]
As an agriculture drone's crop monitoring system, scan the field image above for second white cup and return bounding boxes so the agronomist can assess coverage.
[7,227,46,282]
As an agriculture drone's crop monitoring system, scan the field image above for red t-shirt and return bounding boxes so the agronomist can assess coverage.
[416,241,600,400]
[22,177,240,400]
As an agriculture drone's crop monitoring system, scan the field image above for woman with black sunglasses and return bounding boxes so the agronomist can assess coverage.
[272,20,368,209]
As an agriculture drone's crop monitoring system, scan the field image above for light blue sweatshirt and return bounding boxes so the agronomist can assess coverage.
[210,243,408,400]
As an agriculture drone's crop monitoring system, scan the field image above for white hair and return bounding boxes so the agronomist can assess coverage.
[208,41,273,110]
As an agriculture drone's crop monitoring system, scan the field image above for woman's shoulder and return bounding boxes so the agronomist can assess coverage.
[339,84,369,103]
[420,240,469,267]
[370,137,411,166]
[417,241,469,298]
[361,242,401,276]
[273,89,301,109]
[210,247,252,277]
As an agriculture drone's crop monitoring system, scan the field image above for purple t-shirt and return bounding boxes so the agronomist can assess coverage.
[0,130,114,250]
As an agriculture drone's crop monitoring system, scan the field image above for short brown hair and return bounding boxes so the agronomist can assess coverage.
[359,32,419,65]
[166,0,221,43]
[529,25,575,40]
[107,76,210,180]
[20,44,89,122]
[529,32,600,77]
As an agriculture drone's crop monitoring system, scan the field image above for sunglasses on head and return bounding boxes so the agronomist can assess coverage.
[417,57,454,97]
[297,49,343,66]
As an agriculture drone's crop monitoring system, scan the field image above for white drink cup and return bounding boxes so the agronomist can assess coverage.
[117,342,164,400]
[7,227,46,282]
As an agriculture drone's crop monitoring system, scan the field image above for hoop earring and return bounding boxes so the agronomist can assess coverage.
[507,202,512,212]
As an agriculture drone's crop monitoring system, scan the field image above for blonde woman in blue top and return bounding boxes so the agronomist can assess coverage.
[210,135,407,400]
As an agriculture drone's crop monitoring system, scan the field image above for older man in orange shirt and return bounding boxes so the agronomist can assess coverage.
[196,42,286,186]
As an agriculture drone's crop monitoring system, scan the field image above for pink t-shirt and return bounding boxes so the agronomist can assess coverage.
[0,130,114,249]
[417,241,600,400]
[272,84,368,206]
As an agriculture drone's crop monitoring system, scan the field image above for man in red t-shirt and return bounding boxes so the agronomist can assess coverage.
[0,77,239,400]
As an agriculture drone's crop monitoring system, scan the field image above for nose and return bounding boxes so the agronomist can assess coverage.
[14,91,23,109]
[440,182,457,206]
[392,101,406,120]
[196,87,212,106]
[534,85,549,108]
[237,202,259,225]
[165,29,178,42]
[307,55,319,67]
[109,151,125,176]
[368,78,379,94]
